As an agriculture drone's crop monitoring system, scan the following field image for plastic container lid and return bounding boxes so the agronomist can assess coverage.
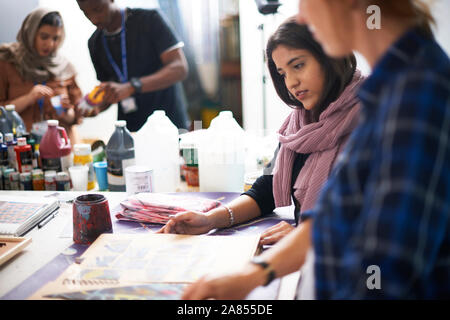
[32,169,44,177]
[56,172,70,180]
[17,137,27,146]
[115,120,127,127]
[74,143,92,155]
[219,110,233,119]
[93,161,107,169]
[125,165,152,173]
[44,170,57,178]
[3,168,14,176]
[5,133,14,142]
[47,120,59,126]
[5,104,16,111]
[153,110,166,116]
[20,172,31,180]
[10,171,20,180]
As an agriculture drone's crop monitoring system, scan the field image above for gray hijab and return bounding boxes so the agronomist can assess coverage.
[0,7,75,83]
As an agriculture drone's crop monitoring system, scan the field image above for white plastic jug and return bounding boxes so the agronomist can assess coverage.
[198,110,245,192]
[134,110,180,192]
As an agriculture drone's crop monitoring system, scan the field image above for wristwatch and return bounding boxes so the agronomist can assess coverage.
[250,256,276,286]
[130,77,142,94]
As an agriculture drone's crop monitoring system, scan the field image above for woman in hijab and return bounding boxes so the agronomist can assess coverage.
[0,7,83,143]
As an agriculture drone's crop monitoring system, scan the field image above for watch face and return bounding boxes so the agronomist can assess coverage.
[131,78,142,92]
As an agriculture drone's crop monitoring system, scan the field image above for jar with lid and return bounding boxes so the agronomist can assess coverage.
[44,170,57,191]
[9,171,20,190]
[56,171,71,191]
[32,169,45,190]
[20,172,32,190]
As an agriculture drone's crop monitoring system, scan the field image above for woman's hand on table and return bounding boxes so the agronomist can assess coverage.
[259,221,294,246]
[157,211,214,235]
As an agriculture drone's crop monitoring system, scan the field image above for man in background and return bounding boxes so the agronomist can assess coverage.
[76,0,190,131]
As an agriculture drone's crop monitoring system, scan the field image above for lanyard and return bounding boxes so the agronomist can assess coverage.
[102,9,128,83]
[35,81,46,120]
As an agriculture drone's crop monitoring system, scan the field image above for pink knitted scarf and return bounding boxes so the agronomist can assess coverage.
[272,70,364,211]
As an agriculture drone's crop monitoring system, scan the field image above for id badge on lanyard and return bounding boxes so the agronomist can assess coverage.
[102,9,137,114]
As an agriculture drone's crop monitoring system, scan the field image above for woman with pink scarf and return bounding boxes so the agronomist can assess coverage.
[159,19,364,244]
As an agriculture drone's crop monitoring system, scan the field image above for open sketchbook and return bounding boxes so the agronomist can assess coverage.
[30,233,260,300]
[0,195,59,236]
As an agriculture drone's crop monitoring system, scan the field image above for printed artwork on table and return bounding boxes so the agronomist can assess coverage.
[44,283,187,300]
[52,233,259,286]
[33,233,259,300]
[0,201,45,224]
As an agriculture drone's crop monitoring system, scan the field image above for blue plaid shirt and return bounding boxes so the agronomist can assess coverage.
[302,28,450,299]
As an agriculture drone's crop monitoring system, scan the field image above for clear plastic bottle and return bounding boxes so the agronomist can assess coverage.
[106,120,135,192]
[5,105,26,137]
[0,106,12,136]
[135,110,180,192]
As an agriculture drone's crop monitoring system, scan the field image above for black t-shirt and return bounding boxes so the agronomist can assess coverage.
[88,8,189,131]
[243,145,310,224]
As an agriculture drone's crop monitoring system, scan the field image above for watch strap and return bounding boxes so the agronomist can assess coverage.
[250,257,276,286]
[130,77,142,94]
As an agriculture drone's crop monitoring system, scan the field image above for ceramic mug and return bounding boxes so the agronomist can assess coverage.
[73,194,113,244]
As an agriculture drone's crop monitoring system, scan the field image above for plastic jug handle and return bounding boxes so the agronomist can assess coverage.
[57,126,69,146]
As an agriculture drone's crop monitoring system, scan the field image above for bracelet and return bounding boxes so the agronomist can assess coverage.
[223,205,235,227]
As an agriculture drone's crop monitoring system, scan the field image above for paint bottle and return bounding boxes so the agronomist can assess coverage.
[9,171,20,190]
[5,133,17,170]
[14,137,33,173]
[39,120,72,172]
[77,86,105,114]
[20,172,32,190]
[56,171,71,191]
[73,144,95,190]
[44,170,57,191]
[106,120,135,192]
[0,133,9,168]
[3,168,14,190]
[26,137,40,169]
[32,169,45,191]
[5,104,26,138]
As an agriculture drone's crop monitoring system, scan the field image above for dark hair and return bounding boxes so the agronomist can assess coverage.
[266,18,356,122]
[38,12,63,28]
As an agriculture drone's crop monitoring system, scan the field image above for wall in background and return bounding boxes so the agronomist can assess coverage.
[0,0,38,43]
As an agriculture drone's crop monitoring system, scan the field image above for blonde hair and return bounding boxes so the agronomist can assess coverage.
[366,0,436,36]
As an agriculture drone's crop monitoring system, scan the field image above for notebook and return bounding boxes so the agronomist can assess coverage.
[0,195,59,236]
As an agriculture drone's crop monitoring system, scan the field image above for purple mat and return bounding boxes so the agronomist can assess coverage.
[2,192,295,300]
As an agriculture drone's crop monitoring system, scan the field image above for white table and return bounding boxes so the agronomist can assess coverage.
[0,190,306,300]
